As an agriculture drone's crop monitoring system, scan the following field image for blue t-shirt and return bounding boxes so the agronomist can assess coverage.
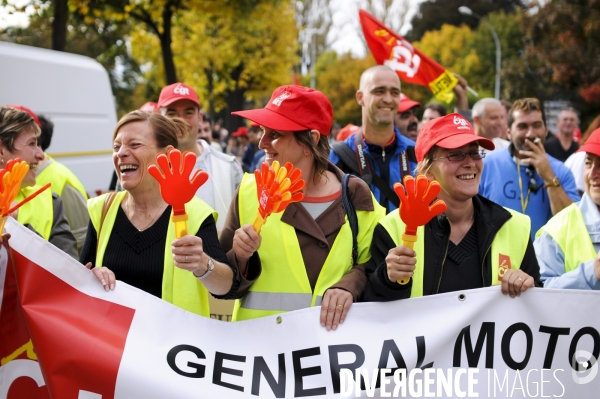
[479,147,580,239]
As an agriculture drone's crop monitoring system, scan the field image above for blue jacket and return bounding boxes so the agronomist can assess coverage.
[329,127,417,212]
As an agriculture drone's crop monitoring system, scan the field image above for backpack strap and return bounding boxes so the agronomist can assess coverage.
[341,174,358,264]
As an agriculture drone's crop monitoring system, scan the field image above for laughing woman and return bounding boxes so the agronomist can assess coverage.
[80,111,232,316]
[218,86,385,329]
[0,106,77,258]
[362,114,540,301]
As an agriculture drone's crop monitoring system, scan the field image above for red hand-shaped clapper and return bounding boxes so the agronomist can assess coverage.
[147,149,208,238]
[394,174,447,284]
[252,161,305,233]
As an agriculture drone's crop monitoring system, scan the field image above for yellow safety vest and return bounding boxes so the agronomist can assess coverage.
[16,185,53,240]
[37,155,88,198]
[88,191,217,316]
[379,207,530,297]
[536,203,597,273]
[234,173,385,321]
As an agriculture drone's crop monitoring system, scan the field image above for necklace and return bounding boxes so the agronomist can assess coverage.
[449,212,474,245]
[126,196,165,232]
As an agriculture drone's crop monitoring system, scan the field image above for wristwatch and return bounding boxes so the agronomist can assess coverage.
[544,177,561,188]
[193,257,215,280]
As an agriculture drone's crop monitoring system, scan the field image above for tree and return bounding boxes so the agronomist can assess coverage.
[406,0,523,42]
[527,0,600,107]
[72,0,282,85]
[408,9,524,106]
[129,0,298,131]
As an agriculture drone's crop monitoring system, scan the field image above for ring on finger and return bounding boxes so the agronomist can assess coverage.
[517,277,523,282]
[336,304,344,309]
[185,255,188,263]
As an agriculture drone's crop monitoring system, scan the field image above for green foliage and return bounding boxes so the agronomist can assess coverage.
[129,0,298,121]
[407,0,524,42]
[314,51,376,126]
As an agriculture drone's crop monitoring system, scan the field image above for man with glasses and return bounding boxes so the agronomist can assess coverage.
[479,98,579,239]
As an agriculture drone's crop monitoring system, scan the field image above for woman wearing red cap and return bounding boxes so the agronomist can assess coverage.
[218,85,385,329]
[362,113,539,301]
[535,128,600,290]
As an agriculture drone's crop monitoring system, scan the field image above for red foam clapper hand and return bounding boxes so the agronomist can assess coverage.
[394,174,447,284]
[252,161,305,233]
[147,149,208,238]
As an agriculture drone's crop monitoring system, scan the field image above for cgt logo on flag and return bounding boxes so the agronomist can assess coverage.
[497,254,512,281]
[383,37,421,79]
[359,9,459,103]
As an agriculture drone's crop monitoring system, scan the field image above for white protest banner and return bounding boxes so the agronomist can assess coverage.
[2,217,600,398]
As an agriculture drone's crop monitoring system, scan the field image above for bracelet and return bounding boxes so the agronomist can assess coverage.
[193,257,215,280]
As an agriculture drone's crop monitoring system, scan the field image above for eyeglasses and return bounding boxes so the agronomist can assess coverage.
[525,166,540,193]
[433,150,486,162]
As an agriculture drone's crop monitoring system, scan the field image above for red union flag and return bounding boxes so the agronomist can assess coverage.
[359,9,459,103]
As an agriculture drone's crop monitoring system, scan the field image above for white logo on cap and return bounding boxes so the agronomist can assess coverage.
[453,115,470,130]
[272,91,291,106]
[173,84,190,96]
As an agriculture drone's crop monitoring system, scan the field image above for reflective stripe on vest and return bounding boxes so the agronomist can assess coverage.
[240,292,324,312]
[88,191,216,316]
[16,186,53,240]
[37,155,88,198]
[379,206,530,298]
[536,203,596,273]
[234,173,384,321]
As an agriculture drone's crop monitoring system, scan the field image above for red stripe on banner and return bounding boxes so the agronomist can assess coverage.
[0,242,50,398]
[11,249,136,399]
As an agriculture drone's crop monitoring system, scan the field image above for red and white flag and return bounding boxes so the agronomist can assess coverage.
[359,9,459,103]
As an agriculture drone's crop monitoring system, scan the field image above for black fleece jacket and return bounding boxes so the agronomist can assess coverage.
[361,195,541,302]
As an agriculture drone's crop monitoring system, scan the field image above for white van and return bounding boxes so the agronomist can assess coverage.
[0,42,117,195]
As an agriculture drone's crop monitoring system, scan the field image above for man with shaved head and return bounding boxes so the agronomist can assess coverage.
[330,65,417,211]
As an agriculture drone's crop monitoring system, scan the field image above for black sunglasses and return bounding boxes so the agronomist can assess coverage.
[525,166,540,193]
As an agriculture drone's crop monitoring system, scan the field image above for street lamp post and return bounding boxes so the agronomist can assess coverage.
[459,6,501,100]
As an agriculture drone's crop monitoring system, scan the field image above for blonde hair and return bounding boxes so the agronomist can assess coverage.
[112,110,179,149]
[0,106,41,151]
[416,145,438,176]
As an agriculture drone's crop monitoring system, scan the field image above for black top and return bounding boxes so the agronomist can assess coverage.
[438,222,483,293]
[80,205,228,298]
[361,194,542,302]
[366,137,398,209]
[544,136,579,162]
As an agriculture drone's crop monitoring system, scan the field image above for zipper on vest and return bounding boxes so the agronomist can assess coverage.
[382,149,386,163]
[481,244,492,286]
[436,237,451,294]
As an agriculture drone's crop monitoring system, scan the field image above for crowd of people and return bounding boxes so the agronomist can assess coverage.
[1,63,599,330]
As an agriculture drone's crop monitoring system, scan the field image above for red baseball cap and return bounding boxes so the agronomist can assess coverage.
[337,124,361,141]
[232,127,248,137]
[158,83,201,108]
[139,102,159,112]
[6,104,41,127]
[398,93,421,113]
[416,113,495,162]
[232,85,333,136]
[578,128,600,157]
